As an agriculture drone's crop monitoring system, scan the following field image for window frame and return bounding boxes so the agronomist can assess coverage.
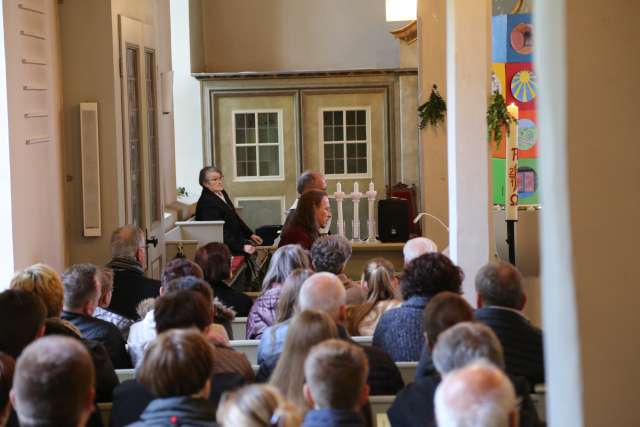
[231,109,285,182]
[318,106,373,180]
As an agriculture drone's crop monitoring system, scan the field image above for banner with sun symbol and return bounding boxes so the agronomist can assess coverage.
[510,70,537,103]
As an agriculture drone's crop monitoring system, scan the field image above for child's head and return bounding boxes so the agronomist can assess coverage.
[217,384,302,427]
[303,339,369,411]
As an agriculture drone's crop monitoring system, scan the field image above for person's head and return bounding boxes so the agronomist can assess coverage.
[346,258,397,335]
[403,237,439,265]
[110,225,146,264]
[270,310,338,408]
[154,290,212,334]
[10,264,64,318]
[96,267,114,308]
[432,322,504,375]
[311,235,352,275]
[11,336,95,427]
[139,329,213,399]
[261,244,311,291]
[199,165,224,193]
[296,170,327,195]
[276,268,314,323]
[164,276,213,303]
[161,257,204,289]
[299,272,347,323]
[217,384,302,427]
[0,352,15,427]
[423,291,475,351]
[401,253,464,300]
[475,262,525,310]
[435,362,518,427]
[62,263,101,316]
[288,190,330,237]
[195,242,232,283]
[0,290,46,358]
[303,339,369,411]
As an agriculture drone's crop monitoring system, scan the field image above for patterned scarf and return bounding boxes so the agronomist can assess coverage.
[106,256,144,275]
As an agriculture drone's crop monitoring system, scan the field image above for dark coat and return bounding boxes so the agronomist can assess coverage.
[302,409,365,427]
[106,258,161,321]
[195,188,254,255]
[475,307,545,388]
[127,397,218,427]
[61,311,132,369]
[372,296,428,361]
[109,373,245,427]
[387,371,542,427]
[210,280,254,317]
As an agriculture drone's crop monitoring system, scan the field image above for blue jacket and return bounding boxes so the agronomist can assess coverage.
[372,296,428,361]
[302,409,365,427]
[127,396,217,427]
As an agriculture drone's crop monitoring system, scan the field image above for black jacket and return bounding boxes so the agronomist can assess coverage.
[195,188,254,255]
[127,397,218,427]
[475,307,545,388]
[387,368,543,427]
[210,280,254,317]
[106,258,161,321]
[61,311,132,369]
[109,373,245,427]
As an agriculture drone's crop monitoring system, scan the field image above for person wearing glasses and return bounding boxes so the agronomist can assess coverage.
[195,166,263,257]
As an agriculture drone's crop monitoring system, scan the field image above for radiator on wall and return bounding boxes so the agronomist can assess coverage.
[80,102,101,237]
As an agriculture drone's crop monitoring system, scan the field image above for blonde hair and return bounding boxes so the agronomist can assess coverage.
[217,384,302,427]
[347,258,396,335]
[269,310,338,410]
[10,264,63,318]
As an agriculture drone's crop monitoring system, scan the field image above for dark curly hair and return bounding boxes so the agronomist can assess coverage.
[310,235,352,274]
[161,258,204,288]
[401,253,464,300]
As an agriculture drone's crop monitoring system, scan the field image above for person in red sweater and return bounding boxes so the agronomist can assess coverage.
[278,190,330,250]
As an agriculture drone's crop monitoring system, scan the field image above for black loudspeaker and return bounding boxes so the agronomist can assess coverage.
[378,198,410,243]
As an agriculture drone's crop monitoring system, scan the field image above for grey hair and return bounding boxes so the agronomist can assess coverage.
[110,225,145,259]
[310,235,352,275]
[299,272,346,319]
[296,170,320,195]
[475,262,524,309]
[62,264,100,310]
[199,166,223,187]
[261,245,311,292]
[403,237,438,264]
[434,361,516,427]
[432,322,504,375]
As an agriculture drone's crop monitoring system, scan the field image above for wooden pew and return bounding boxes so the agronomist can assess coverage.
[352,336,373,346]
[231,317,247,340]
[229,339,259,364]
[115,368,135,383]
[97,402,112,427]
[369,396,395,427]
[396,361,418,385]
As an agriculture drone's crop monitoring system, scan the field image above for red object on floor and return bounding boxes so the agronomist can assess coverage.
[231,255,245,276]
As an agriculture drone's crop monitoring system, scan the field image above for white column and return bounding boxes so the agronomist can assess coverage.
[0,4,15,289]
[445,0,491,303]
[536,1,640,426]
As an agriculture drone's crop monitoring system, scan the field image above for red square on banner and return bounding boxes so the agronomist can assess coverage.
[506,62,536,111]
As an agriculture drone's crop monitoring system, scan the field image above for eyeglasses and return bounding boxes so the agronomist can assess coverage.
[207,177,223,182]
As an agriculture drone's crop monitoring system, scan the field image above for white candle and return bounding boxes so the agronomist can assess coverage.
[506,103,519,221]
[354,182,359,193]
[369,181,374,192]
[337,182,342,193]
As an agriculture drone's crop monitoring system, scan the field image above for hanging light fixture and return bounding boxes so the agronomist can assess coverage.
[385,0,417,22]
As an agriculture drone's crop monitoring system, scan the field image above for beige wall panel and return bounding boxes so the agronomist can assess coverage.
[399,75,419,187]
[214,95,298,219]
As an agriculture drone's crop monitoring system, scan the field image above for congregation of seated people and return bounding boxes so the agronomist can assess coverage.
[0,171,546,427]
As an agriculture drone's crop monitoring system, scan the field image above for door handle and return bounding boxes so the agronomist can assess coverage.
[145,229,159,248]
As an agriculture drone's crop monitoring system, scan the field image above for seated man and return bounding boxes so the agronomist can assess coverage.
[302,339,369,427]
[106,225,161,320]
[285,170,330,234]
[475,262,545,387]
[403,237,438,265]
[128,329,217,426]
[61,263,132,369]
[111,289,249,427]
[392,321,541,427]
[311,235,364,305]
[11,336,95,427]
[258,272,403,396]
[435,362,518,427]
